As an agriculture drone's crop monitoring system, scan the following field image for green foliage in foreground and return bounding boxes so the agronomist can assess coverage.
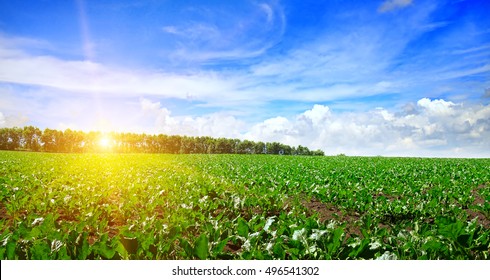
[0,151,489,259]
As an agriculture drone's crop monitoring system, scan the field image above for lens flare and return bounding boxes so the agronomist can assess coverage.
[98,136,112,149]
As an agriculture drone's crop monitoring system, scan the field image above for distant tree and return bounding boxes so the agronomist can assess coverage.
[1,126,325,156]
[0,128,9,150]
[167,135,180,154]
[41,128,57,152]
[267,142,283,155]
[238,140,255,154]
[0,127,22,150]
[63,129,84,153]
[312,149,325,156]
[213,138,231,154]
[296,145,309,155]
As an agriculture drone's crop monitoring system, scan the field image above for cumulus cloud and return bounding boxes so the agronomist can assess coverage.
[416,98,455,116]
[245,98,490,157]
[139,98,245,138]
[136,97,490,157]
[378,0,413,13]
[137,96,490,158]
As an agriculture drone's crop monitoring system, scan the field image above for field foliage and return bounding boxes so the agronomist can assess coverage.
[0,151,489,259]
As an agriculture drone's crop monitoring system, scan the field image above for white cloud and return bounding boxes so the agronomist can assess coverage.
[2,93,489,157]
[139,98,245,138]
[1,35,402,111]
[161,26,180,35]
[140,98,175,129]
[378,0,413,13]
[259,3,274,24]
[245,98,490,157]
[0,112,5,127]
[160,2,285,63]
[300,105,331,127]
[0,111,29,128]
[0,48,239,102]
[416,98,455,116]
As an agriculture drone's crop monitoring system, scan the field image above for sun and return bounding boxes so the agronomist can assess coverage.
[98,136,113,149]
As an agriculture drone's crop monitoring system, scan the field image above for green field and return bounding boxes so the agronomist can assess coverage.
[0,151,489,259]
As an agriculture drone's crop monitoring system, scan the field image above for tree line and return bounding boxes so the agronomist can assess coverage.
[0,126,325,156]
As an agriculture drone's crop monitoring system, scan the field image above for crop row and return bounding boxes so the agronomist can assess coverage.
[0,151,489,259]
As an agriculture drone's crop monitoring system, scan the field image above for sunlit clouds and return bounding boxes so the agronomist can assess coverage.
[0,0,489,157]
[246,99,490,157]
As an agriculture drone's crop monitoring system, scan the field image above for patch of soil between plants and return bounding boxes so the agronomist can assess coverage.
[465,184,490,229]
[465,209,490,229]
[301,197,362,238]
[471,184,487,206]
[223,241,242,254]
[0,202,8,220]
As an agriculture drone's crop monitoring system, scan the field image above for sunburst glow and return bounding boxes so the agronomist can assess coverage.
[98,136,113,149]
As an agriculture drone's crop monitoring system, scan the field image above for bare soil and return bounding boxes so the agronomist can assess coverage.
[301,197,362,238]
[465,183,490,229]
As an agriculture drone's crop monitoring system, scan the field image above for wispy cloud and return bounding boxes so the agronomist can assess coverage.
[0,39,238,102]
[76,0,96,60]
[258,3,274,25]
[159,1,285,63]
[378,0,413,13]
[161,26,180,35]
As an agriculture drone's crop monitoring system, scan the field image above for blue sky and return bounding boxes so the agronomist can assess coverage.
[0,0,489,157]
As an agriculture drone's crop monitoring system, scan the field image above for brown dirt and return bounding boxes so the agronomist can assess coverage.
[88,234,97,245]
[107,216,125,238]
[301,197,362,238]
[465,209,490,229]
[372,193,399,203]
[223,241,242,254]
[240,206,263,219]
[154,205,166,219]
[471,184,487,206]
[0,202,14,228]
[56,208,79,223]
[465,183,490,229]
[0,202,8,220]
[213,204,264,221]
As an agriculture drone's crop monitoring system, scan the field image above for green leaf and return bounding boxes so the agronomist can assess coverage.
[179,238,193,258]
[114,239,129,260]
[237,218,249,237]
[457,234,471,247]
[120,236,139,255]
[6,240,16,260]
[194,234,209,260]
[213,238,229,255]
[273,242,285,259]
[327,227,344,254]
[30,241,50,259]
[93,234,116,259]
[77,232,90,260]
